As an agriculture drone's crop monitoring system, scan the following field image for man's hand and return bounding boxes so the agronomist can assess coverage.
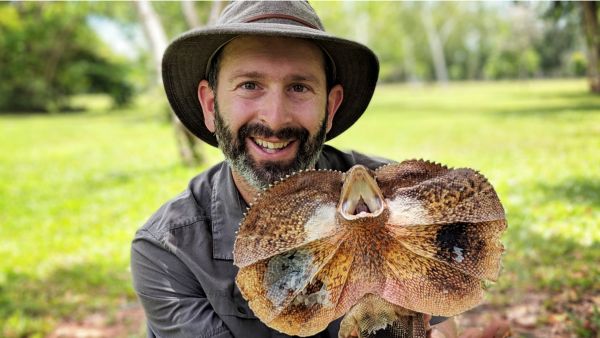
[424,314,511,338]
[424,315,457,338]
[345,314,510,338]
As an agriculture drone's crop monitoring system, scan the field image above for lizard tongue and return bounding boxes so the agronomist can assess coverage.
[354,197,370,215]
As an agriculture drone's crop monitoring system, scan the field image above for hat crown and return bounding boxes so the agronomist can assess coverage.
[217,0,325,31]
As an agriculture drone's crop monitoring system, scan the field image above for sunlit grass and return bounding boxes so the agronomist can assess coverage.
[0,101,223,336]
[1,79,599,336]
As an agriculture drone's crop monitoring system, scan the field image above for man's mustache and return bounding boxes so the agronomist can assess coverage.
[238,123,309,142]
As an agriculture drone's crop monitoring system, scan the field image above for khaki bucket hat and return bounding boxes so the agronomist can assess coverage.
[162,0,379,147]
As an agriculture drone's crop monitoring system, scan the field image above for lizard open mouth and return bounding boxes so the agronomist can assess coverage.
[338,165,385,220]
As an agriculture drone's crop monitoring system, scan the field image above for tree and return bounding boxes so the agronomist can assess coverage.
[421,5,453,84]
[88,1,225,165]
[581,2,600,93]
[0,2,133,112]
[135,0,206,166]
[483,4,543,80]
[545,2,599,92]
[134,1,225,166]
[314,2,583,84]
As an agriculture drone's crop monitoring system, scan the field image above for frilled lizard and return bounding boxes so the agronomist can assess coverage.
[233,160,506,338]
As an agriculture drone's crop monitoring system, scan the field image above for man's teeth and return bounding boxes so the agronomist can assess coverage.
[254,138,290,150]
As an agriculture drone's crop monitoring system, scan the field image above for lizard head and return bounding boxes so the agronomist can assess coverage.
[338,165,386,221]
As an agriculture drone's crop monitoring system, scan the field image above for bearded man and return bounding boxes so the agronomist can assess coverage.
[130,2,504,337]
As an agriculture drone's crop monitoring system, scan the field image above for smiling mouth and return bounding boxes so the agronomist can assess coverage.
[252,137,293,153]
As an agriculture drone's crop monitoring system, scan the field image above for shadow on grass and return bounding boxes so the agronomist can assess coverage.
[0,106,91,115]
[494,206,600,337]
[0,261,136,337]
[489,176,600,302]
[495,102,600,117]
[500,201,600,295]
[533,178,600,208]
[0,105,164,121]
[519,89,599,101]
[0,111,115,121]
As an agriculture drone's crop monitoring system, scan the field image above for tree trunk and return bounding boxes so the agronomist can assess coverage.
[181,1,200,28]
[402,37,420,84]
[135,0,204,166]
[135,1,167,84]
[208,1,226,25]
[422,11,449,84]
[581,2,600,94]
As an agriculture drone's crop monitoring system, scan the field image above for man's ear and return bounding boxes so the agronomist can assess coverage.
[326,84,344,133]
[198,79,216,132]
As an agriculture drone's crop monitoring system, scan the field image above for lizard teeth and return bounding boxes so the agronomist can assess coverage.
[253,138,291,150]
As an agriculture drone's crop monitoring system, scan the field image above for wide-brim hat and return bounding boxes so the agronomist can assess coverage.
[162,1,379,147]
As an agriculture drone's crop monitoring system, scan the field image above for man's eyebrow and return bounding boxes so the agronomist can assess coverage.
[288,74,321,84]
[227,71,321,84]
[227,71,265,82]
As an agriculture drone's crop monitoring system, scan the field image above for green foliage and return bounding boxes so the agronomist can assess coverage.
[0,3,133,112]
[538,4,584,77]
[312,2,585,82]
[91,1,215,38]
[0,79,598,336]
[569,51,589,76]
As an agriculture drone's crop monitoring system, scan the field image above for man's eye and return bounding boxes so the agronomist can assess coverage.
[241,82,257,90]
[291,84,308,93]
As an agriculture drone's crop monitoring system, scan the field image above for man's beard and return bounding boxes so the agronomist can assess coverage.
[213,102,328,190]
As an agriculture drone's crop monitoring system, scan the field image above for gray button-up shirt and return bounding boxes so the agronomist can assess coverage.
[131,145,444,338]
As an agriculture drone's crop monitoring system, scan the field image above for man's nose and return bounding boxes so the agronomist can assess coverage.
[258,90,293,132]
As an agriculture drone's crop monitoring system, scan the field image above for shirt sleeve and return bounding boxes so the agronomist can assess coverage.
[131,231,234,338]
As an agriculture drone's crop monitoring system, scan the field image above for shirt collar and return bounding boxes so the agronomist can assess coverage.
[210,163,246,260]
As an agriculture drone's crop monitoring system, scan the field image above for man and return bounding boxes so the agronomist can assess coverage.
[131,2,506,337]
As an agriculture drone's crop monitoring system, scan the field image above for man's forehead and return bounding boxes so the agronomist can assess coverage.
[221,35,324,60]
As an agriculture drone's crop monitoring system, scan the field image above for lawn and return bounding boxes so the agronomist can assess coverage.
[1,79,599,337]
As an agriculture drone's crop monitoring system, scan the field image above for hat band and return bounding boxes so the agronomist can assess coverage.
[243,13,320,30]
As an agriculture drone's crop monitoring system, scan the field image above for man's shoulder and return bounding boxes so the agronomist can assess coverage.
[135,161,227,241]
[320,145,393,171]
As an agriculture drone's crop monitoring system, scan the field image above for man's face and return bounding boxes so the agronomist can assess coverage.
[201,36,342,189]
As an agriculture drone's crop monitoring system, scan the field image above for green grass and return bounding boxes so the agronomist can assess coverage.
[1,79,599,337]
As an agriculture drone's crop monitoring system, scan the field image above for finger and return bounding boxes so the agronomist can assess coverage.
[480,320,511,338]
[423,314,432,324]
[423,314,432,331]
[460,328,484,338]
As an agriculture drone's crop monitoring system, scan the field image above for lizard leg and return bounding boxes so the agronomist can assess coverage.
[339,294,427,338]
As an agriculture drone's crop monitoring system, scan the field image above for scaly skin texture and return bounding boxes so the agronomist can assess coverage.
[233,160,507,337]
[339,293,426,338]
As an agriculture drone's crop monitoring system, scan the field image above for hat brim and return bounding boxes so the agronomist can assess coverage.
[162,22,379,147]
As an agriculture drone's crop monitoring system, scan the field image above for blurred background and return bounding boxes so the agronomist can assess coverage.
[0,1,598,337]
